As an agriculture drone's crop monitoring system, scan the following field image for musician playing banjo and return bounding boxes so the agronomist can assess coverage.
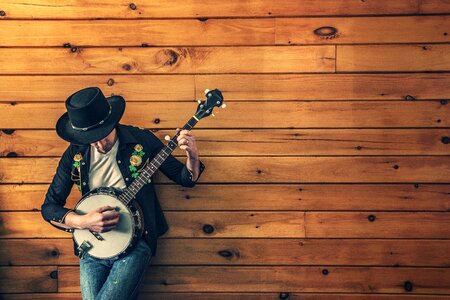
[41,86,206,300]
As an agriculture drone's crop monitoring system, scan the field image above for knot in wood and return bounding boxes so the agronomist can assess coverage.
[159,49,179,66]
[1,129,15,135]
[49,270,58,279]
[404,280,413,292]
[218,250,233,258]
[202,224,214,234]
[122,63,132,71]
[313,26,337,37]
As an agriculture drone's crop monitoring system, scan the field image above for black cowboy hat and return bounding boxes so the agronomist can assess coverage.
[56,86,126,145]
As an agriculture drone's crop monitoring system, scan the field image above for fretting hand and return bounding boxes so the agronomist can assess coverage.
[176,128,200,181]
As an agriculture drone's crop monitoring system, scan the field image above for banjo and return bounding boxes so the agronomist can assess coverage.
[73,88,224,259]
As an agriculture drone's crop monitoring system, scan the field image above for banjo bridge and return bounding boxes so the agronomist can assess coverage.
[89,230,105,241]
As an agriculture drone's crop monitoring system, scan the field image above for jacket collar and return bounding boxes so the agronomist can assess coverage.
[74,123,139,171]
[116,123,139,149]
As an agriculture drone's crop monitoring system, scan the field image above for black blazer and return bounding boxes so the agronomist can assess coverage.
[41,123,205,257]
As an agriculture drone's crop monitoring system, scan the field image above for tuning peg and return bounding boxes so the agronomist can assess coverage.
[197,100,202,103]
[164,135,171,141]
[204,89,210,95]
[221,103,226,109]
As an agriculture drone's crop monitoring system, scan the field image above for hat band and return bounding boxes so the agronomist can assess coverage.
[70,104,112,132]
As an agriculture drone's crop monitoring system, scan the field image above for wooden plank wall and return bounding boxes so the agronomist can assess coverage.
[0,0,449,299]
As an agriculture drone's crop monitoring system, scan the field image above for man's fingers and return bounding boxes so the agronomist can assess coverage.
[177,137,191,145]
[103,216,120,226]
[95,205,115,213]
[101,211,120,220]
[94,225,116,233]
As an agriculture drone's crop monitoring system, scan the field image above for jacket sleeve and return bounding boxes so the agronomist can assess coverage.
[41,145,76,233]
[143,130,205,187]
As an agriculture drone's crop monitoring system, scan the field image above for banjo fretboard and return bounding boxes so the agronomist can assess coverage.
[119,116,199,205]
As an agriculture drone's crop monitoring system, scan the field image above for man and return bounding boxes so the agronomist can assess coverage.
[41,86,205,300]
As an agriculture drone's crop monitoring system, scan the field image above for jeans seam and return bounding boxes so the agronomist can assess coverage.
[127,248,152,300]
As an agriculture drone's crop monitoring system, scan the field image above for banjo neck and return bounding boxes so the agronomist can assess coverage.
[118,116,199,205]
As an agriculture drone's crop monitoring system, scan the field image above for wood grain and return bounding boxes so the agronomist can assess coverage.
[2,129,450,157]
[58,266,450,293]
[1,101,448,129]
[0,46,335,74]
[0,16,448,46]
[2,238,450,267]
[1,156,450,183]
[0,266,57,293]
[0,0,420,19]
[1,74,449,101]
[276,16,450,44]
[2,293,448,299]
[2,211,449,239]
[337,44,450,72]
[1,183,449,212]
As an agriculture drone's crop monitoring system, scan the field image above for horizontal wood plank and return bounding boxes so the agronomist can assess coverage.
[276,16,450,44]
[0,211,305,238]
[0,75,195,101]
[194,73,450,101]
[305,212,450,238]
[1,183,449,212]
[0,46,335,74]
[337,44,450,72]
[58,265,450,293]
[1,74,449,101]
[0,0,420,19]
[2,293,448,299]
[0,266,57,293]
[2,129,450,157]
[2,238,450,267]
[0,19,275,47]
[1,156,450,183]
[1,16,449,46]
[1,101,448,129]
[2,211,449,239]
[1,294,79,300]
[419,0,450,14]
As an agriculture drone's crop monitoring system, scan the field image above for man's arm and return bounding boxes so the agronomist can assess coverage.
[143,129,205,187]
[41,145,77,232]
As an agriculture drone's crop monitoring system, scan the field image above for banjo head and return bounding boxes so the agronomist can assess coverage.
[73,187,142,259]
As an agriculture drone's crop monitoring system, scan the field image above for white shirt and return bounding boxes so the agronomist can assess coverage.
[88,136,127,190]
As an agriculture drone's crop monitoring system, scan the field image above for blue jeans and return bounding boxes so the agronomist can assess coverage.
[79,238,152,300]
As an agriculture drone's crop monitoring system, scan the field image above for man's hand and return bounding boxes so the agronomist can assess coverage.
[65,206,120,233]
[176,128,200,181]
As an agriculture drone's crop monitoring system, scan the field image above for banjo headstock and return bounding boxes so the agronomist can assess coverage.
[194,88,225,119]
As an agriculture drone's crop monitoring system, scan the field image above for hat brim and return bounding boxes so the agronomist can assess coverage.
[56,95,126,145]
